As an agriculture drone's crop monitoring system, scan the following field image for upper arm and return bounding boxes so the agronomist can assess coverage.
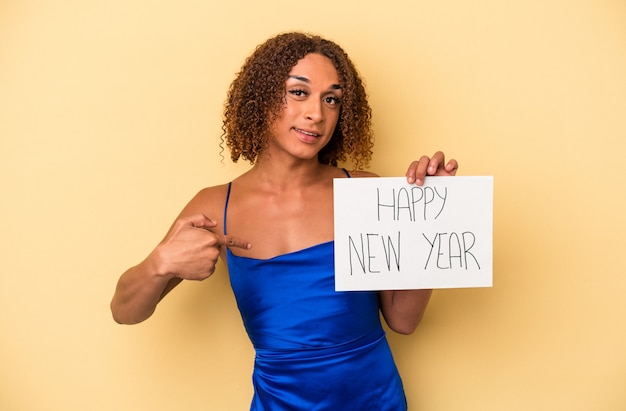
[378,289,433,335]
[164,184,230,237]
[154,185,230,296]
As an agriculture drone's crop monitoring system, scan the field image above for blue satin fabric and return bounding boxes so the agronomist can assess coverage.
[226,242,407,410]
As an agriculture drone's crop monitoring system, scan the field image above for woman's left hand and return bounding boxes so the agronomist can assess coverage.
[406,151,458,186]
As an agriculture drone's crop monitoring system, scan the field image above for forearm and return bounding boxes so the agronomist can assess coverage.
[110,253,180,325]
[379,289,433,335]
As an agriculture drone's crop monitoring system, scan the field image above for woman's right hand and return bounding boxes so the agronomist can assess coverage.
[152,214,251,281]
[110,213,250,324]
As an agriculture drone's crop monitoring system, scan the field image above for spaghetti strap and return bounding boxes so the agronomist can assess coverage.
[341,168,351,178]
[224,182,232,236]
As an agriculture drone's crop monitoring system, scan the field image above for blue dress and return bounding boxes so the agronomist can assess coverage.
[224,181,407,411]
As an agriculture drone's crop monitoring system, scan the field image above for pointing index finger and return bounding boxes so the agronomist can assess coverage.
[221,235,252,250]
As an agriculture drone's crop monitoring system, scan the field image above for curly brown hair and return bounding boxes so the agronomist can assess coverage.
[221,32,374,169]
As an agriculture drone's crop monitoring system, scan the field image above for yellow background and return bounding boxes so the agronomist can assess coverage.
[1,1,625,410]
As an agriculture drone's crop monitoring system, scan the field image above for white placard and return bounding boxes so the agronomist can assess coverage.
[334,176,493,291]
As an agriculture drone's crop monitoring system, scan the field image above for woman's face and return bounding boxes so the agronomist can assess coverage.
[266,53,342,162]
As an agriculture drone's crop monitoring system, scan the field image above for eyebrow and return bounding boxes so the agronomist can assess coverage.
[288,75,342,90]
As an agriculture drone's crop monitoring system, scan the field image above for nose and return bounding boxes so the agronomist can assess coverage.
[304,98,323,122]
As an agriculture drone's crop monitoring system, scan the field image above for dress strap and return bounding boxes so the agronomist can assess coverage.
[341,168,351,178]
[223,182,232,235]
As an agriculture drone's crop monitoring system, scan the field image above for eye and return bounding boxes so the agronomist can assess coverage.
[324,96,342,106]
[288,89,308,97]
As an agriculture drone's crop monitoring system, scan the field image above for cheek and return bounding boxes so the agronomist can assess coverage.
[327,109,340,128]
[271,105,291,128]
[276,102,297,122]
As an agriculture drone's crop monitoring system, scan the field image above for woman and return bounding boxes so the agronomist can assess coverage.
[111,32,458,410]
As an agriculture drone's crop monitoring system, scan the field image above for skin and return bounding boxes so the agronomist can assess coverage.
[110,53,458,333]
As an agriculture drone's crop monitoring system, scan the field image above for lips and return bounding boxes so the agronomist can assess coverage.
[293,127,322,143]
[294,127,320,137]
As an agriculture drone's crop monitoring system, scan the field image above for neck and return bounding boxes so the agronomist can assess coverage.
[246,155,328,190]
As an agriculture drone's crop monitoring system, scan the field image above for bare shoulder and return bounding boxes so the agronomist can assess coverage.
[178,183,230,223]
[348,170,379,178]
